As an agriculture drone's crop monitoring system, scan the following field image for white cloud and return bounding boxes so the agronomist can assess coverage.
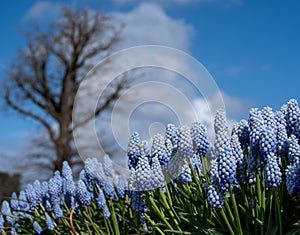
[23,1,61,22]
[113,0,243,7]
[114,3,194,51]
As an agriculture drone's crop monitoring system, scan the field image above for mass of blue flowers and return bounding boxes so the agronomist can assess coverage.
[1,99,300,234]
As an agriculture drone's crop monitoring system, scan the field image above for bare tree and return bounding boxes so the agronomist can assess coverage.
[2,7,129,172]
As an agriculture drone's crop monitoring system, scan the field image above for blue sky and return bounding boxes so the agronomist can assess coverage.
[0,0,300,172]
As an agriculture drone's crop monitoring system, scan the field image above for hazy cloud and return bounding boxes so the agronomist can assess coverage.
[114,2,194,51]
[23,1,61,22]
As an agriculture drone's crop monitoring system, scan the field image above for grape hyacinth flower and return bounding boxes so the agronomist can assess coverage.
[264,153,282,187]
[207,184,224,209]
[288,135,300,165]
[84,158,106,189]
[232,119,250,151]
[0,214,4,233]
[53,202,63,219]
[261,106,277,129]
[167,125,193,179]
[131,191,147,222]
[45,212,55,230]
[127,132,141,169]
[48,171,63,202]
[76,179,92,206]
[191,121,209,156]
[285,164,300,196]
[214,110,238,190]
[103,182,118,200]
[260,126,277,164]
[178,161,192,184]
[103,154,114,178]
[165,123,180,157]
[177,125,194,159]
[135,147,152,191]
[96,186,107,210]
[142,140,152,165]
[191,153,203,174]
[33,221,43,234]
[115,175,126,199]
[10,192,19,211]
[151,134,169,167]
[231,134,246,182]
[1,201,15,226]
[275,111,289,157]
[248,108,265,183]
[150,156,165,189]
[25,184,40,209]
[18,190,30,211]
[103,205,111,219]
[286,99,300,137]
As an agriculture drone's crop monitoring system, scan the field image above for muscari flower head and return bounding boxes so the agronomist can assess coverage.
[53,202,63,219]
[207,184,224,209]
[115,175,126,199]
[261,107,277,129]
[33,221,43,234]
[214,110,238,190]
[191,121,210,156]
[288,135,300,165]
[285,99,300,137]
[0,214,4,233]
[178,161,192,184]
[166,125,193,179]
[165,123,180,157]
[151,134,169,167]
[231,134,247,182]
[275,111,289,157]
[232,119,250,150]
[1,200,15,226]
[84,158,106,188]
[18,190,30,211]
[96,185,107,210]
[285,164,300,196]
[48,171,63,202]
[76,179,92,206]
[231,134,245,166]
[103,182,118,200]
[10,192,19,210]
[135,148,152,191]
[191,153,203,174]
[25,184,39,208]
[62,161,73,180]
[264,153,282,188]
[45,212,55,230]
[103,205,111,219]
[127,132,141,169]
[131,191,147,219]
[177,125,194,160]
[209,156,219,184]
[247,108,265,182]
[103,154,114,178]
[260,126,277,164]
[148,156,164,190]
